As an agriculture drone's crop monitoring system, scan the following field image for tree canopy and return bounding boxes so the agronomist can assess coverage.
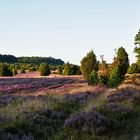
[134,29,140,64]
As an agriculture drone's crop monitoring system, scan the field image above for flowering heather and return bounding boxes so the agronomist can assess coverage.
[0,133,34,140]
[105,103,132,114]
[0,77,77,94]
[63,92,95,104]
[64,112,86,128]
[64,111,111,135]
[107,88,134,103]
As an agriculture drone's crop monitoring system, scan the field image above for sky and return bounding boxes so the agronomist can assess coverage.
[0,0,140,65]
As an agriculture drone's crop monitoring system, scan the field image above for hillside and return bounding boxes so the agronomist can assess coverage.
[0,54,64,65]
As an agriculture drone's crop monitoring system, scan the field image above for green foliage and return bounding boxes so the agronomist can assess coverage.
[115,47,129,78]
[87,70,99,85]
[58,65,63,75]
[81,50,99,80]
[18,56,64,65]
[135,29,140,46]
[98,75,108,85]
[0,63,13,76]
[39,63,51,76]
[12,68,18,75]
[107,47,129,88]
[29,66,37,72]
[0,54,17,63]
[63,62,71,75]
[108,67,122,88]
[127,63,139,74]
[134,29,140,64]
[64,63,81,75]
[70,65,81,75]
[20,68,26,73]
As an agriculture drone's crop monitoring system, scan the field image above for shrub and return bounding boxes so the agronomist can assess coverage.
[63,62,71,75]
[116,47,129,78]
[127,63,139,74]
[64,63,81,75]
[20,68,26,73]
[87,70,98,85]
[39,63,51,76]
[58,65,63,75]
[81,50,99,80]
[108,67,122,88]
[98,75,108,85]
[0,63,13,76]
[12,68,18,75]
[29,66,37,72]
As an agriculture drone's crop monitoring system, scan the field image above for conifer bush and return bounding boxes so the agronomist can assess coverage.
[39,63,51,76]
[128,63,139,74]
[108,67,122,88]
[87,70,99,85]
[81,50,98,80]
[0,63,13,76]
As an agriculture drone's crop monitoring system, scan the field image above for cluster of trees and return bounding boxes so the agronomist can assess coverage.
[0,54,17,63]
[80,29,140,88]
[81,47,129,88]
[63,63,81,75]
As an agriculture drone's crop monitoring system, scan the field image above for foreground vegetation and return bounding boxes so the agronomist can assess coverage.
[0,74,139,140]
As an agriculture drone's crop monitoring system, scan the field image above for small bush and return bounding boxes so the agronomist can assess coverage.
[108,67,122,88]
[39,63,51,76]
[0,63,13,76]
[87,70,99,85]
[64,63,81,75]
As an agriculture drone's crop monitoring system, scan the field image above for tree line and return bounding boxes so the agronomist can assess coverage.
[0,55,64,65]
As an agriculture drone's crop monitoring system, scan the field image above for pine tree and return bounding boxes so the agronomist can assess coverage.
[134,29,140,65]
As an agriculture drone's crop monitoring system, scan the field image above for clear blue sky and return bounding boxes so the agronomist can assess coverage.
[0,0,140,65]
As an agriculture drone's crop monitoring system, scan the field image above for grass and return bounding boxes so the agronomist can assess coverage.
[0,74,140,140]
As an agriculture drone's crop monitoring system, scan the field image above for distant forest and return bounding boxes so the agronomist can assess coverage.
[0,54,64,65]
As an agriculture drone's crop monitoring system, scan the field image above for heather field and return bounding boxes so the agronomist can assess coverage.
[0,73,140,140]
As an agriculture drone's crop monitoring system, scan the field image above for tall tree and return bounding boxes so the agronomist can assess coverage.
[80,50,98,80]
[108,47,129,87]
[116,47,129,77]
[134,29,140,65]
